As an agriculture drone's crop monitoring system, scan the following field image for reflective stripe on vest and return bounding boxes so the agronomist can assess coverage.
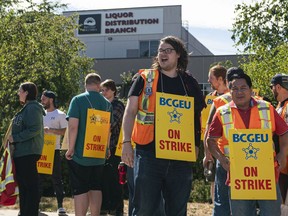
[214,93,232,109]
[136,110,154,125]
[132,69,159,145]
[141,70,156,111]
[220,94,231,105]
[220,101,271,156]
[277,101,288,124]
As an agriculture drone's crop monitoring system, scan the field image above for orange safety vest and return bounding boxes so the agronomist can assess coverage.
[277,101,288,175]
[211,93,232,150]
[131,69,159,145]
[217,100,275,155]
[217,100,280,181]
[213,92,232,109]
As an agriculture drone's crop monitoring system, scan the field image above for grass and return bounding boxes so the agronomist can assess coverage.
[1,197,213,215]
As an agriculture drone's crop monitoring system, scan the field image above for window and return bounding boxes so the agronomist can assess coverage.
[199,83,212,96]
[140,40,159,57]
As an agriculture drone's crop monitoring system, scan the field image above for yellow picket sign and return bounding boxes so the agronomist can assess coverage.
[201,95,216,140]
[252,89,260,96]
[83,109,110,159]
[37,134,57,175]
[115,127,135,156]
[229,129,276,200]
[155,92,196,162]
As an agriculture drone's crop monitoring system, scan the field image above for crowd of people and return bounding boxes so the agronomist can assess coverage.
[5,35,288,216]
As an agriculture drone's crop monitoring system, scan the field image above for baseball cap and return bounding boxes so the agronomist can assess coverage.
[43,90,56,100]
[270,74,288,89]
[226,67,245,82]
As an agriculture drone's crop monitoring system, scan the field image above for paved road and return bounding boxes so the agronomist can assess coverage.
[0,209,75,216]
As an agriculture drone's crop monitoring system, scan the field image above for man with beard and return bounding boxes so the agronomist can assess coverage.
[270,74,288,203]
[121,36,205,215]
[204,65,228,203]
[40,90,67,216]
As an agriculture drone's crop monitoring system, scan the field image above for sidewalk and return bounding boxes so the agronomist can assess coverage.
[0,209,75,216]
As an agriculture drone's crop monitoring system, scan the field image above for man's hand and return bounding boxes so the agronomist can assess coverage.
[65,149,74,160]
[276,152,287,171]
[8,135,14,143]
[44,126,50,134]
[121,141,134,168]
[203,152,214,167]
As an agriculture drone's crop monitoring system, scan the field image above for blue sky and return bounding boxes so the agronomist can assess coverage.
[31,0,255,55]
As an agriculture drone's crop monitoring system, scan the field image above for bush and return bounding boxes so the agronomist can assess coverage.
[190,179,211,203]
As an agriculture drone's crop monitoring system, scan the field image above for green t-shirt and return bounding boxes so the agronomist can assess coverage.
[67,91,113,166]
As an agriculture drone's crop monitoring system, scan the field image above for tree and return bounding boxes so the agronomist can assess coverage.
[0,0,95,140]
[231,0,288,101]
[239,44,288,103]
[232,0,288,53]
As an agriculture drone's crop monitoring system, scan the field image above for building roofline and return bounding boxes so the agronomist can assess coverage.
[63,5,181,14]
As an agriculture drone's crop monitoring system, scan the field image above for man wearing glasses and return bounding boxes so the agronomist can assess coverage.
[207,73,288,215]
[121,36,205,215]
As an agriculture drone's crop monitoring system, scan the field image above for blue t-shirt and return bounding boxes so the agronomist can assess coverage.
[67,91,113,166]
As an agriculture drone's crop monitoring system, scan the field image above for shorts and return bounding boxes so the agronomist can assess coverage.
[68,160,104,195]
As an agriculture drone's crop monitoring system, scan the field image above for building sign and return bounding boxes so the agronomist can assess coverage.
[79,14,101,34]
[78,8,163,36]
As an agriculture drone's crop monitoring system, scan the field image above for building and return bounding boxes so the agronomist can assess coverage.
[63,5,212,59]
[63,5,243,94]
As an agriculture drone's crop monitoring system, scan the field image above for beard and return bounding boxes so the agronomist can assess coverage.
[43,102,51,109]
[273,90,278,100]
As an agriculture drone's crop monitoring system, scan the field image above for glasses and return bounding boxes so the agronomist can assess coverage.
[158,48,175,54]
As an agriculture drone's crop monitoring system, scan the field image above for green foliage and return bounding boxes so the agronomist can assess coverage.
[0,0,94,141]
[120,71,134,85]
[239,44,288,104]
[119,71,137,99]
[232,0,288,53]
[190,179,211,203]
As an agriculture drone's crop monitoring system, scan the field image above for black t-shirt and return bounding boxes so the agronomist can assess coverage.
[128,71,205,152]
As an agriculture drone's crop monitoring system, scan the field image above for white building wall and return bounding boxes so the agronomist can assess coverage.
[64,5,213,58]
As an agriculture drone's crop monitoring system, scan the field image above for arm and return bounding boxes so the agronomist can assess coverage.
[65,117,79,160]
[203,104,217,166]
[276,132,288,171]
[44,111,67,136]
[121,96,138,167]
[44,127,66,136]
[207,137,230,171]
[207,111,230,171]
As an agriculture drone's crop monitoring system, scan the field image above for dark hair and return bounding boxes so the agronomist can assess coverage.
[101,79,117,96]
[229,73,252,89]
[42,90,56,107]
[209,65,227,84]
[152,36,188,74]
[85,73,101,85]
[226,67,245,82]
[20,82,38,101]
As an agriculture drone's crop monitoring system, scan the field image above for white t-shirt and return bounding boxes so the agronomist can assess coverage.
[43,109,67,150]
